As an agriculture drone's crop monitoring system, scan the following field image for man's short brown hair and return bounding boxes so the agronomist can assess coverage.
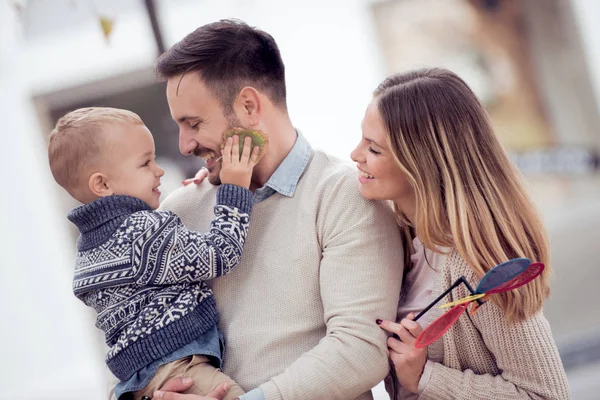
[48,107,143,200]
[155,19,287,117]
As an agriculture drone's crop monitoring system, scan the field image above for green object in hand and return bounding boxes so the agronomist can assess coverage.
[221,128,269,162]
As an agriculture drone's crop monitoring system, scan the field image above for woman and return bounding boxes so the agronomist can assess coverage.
[350,68,571,399]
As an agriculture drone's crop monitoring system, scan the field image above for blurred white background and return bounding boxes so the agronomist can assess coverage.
[1,0,599,399]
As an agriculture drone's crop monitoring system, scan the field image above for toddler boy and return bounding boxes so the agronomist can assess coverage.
[48,107,259,400]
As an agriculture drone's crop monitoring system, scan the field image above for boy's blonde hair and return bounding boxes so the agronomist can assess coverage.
[48,107,143,201]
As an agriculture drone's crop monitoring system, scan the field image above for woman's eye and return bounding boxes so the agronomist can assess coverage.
[368,146,381,155]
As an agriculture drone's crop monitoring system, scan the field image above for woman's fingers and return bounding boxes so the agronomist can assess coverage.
[401,313,424,337]
[387,335,411,354]
[377,319,401,335]
[396,324,417,345]
[378,318,419,345]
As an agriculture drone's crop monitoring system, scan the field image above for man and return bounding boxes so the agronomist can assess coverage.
[133,19,403,400]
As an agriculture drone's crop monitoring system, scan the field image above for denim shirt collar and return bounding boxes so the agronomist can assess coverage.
[254,130,312,203]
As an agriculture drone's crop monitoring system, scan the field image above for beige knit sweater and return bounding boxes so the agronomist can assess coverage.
[417,248,571,399]
[157,151,404,400]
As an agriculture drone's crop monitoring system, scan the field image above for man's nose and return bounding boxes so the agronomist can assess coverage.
[179,129,196,156]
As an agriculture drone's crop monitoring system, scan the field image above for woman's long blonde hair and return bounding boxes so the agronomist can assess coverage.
[375,68,550,323]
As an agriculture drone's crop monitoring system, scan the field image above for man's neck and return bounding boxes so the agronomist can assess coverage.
[249,117,297,191]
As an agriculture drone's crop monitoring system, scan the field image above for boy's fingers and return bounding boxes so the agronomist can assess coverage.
[241,136,252,164]
[224,137,233,165]
[232,135,240,164]
[249,146,260,167]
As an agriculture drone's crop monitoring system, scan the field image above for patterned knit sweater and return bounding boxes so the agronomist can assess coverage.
[68,184,253,381]
[417,248,572,399]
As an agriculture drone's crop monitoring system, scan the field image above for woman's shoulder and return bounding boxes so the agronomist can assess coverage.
[432,246,476,280]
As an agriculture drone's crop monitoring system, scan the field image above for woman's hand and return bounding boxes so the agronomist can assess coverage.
[153,376,229,400]
[377,313,427,394]
[182,167,209,186]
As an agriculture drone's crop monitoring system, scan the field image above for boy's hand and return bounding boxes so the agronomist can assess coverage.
[219,135,259,189]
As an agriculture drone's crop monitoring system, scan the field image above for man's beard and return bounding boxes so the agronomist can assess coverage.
[207,167,221,185]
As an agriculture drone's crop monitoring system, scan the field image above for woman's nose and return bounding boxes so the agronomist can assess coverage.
[350,145,362,163]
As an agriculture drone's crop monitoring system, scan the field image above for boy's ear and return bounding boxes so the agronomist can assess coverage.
[234,86,262,128]
[88,172,113,197]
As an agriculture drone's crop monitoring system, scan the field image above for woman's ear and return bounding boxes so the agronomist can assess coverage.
[88,172,113,197]
[235,86,262,127]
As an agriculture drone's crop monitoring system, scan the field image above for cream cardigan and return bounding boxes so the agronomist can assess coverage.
[417,248,571,399]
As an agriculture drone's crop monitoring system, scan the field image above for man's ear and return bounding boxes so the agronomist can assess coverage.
[88,172,113,197]
[235,86,262,127]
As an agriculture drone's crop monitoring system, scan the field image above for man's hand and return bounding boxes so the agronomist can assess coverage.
[153,377,230,400]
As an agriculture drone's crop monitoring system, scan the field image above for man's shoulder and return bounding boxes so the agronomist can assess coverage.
[159,183,217,216]
[305,150,357,186]
[304,150,394,215]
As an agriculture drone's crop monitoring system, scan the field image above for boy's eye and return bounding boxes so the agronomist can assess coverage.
[368,146,381,155]
[142,160,151,167]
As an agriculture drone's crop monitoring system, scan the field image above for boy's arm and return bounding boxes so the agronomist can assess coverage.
[132,184,253,285]
[257,173,404,400]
